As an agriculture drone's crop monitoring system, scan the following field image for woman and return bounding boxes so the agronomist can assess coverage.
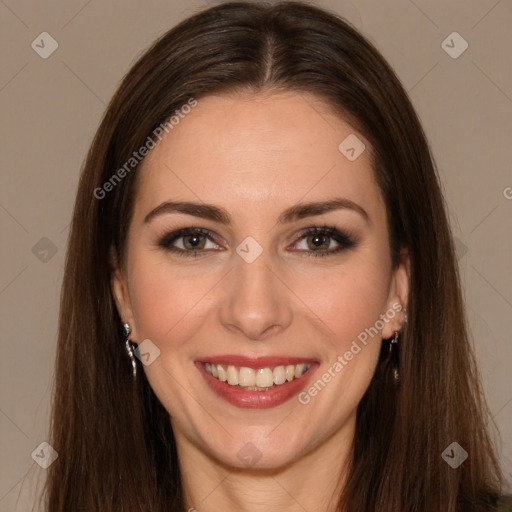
[40,1,509,510]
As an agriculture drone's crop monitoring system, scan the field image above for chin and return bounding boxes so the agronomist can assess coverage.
[202,429,310,471]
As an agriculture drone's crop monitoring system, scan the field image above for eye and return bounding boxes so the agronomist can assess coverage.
[290,225,357,258]
[157,228,222,257]
[156,225,357,259]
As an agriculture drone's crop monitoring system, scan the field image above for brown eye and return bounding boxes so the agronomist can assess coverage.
[306,233,332,251]
[292,226,357,258]
[158,228,221,257]
[182,233,207,250]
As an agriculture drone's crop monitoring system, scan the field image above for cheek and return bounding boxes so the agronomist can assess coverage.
[127,256,206,344]
[292,257,391,347]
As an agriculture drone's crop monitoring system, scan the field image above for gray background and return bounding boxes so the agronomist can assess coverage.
[1,0,511,509]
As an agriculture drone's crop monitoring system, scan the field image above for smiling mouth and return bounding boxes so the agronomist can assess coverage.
[202,362,313,390]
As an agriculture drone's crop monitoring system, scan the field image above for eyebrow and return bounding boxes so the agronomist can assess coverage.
[143,197,371,226]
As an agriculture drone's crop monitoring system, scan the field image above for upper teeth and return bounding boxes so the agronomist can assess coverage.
[204,363,312,388]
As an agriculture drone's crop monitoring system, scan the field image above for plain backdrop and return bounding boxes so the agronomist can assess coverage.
[1,0,511,509]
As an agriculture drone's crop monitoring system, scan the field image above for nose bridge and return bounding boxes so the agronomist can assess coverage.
[218,242,292,340]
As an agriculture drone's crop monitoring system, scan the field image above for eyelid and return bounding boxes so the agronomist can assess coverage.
[157,227,223,251]
[287,225,357,255]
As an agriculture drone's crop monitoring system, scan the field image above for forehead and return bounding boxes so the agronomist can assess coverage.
[132,91,384,224]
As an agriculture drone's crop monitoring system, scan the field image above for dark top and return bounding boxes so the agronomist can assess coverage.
[498,495,512,511]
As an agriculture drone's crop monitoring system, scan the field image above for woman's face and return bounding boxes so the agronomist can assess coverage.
[111,91,408,470]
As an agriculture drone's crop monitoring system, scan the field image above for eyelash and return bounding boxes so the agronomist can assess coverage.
[156,225,357,259]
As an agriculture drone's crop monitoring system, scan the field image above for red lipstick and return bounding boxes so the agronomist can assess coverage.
[195,356,319,409]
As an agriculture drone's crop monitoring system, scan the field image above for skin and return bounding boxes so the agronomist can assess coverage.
[111,90,409,512]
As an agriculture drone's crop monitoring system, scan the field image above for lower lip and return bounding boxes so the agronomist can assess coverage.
[195,362,319,409]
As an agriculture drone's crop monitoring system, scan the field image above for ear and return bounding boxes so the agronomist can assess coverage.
[381,247,410,339]
[110,246,138,342]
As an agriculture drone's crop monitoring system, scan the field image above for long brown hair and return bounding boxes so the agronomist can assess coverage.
[40,1,504,510]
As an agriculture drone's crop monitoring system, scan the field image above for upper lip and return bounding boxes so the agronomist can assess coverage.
[197,355,319,368]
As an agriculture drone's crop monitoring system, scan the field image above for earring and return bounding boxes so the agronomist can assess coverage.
[388,330,400,384]
[122,322,137,379]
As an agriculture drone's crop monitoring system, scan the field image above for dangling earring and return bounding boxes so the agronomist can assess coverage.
[388,305,407,384]
[389,330,400,383]
[122,322,137,379]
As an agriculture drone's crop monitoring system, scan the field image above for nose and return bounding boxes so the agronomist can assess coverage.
[218,248,293,341]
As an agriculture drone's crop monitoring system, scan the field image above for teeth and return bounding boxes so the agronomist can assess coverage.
[227,365,238,385]
[294,363,305,378]
[203,362,313,389]
[217,365,227,382]
[239,367,255,387]
[273,365,286,385]
[256,368,273,387]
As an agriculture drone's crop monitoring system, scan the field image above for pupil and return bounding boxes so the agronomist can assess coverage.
[185,235,204,249]
[310,235,327,249]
